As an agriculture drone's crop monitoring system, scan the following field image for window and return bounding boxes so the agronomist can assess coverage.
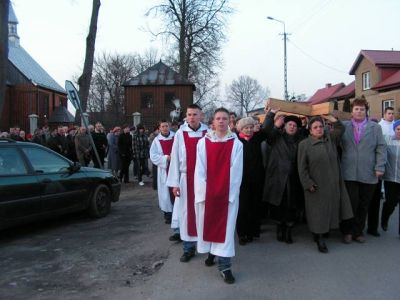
[141,93,154,109]
[362,72,370,90]
[22,147,70,173]
[382,100,395,115]
[0,148,27,176]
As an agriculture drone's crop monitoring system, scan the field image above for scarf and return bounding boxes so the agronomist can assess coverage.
[239,132,253,141]
[351,118,368,144]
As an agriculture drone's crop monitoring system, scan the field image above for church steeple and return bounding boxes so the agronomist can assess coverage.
[8,3,20,47]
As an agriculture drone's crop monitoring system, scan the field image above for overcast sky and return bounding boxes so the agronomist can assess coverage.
[11,0,400,104]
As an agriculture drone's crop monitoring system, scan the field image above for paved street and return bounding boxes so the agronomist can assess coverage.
[1,182,399,300]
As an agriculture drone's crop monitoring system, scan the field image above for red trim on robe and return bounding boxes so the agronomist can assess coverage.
[183,130,207,237]
[159,138,174,203]
[203,138,234,243]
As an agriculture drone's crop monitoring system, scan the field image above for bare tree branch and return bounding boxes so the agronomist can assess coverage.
[226,75,270,117]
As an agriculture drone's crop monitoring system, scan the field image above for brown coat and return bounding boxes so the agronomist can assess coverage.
[297,121,353,234]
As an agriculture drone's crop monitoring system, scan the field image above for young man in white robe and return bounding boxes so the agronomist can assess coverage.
[194,107,243,284]
[150,120,180,239]
[166,104,209,262]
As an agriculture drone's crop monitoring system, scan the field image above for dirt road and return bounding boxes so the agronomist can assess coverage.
[0,183,172,299]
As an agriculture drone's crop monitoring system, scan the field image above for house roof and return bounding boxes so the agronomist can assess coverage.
[8,3,18,24]
[47,105,75,123]
[349,50,400,75]
[8,44,66,94]
[373,70,400,91]
[330,81,355,99]
[124,61,195,89]
[307,83,345,105]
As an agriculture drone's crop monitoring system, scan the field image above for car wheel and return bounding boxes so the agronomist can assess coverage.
[88,184,111,218]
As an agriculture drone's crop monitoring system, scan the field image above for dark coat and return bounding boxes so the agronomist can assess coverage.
[91,131,108,157]
[118,132,133,160]
[262,112,305,209]
[238,130,268,186]
[47,134,68,156]
[297,121,353,233]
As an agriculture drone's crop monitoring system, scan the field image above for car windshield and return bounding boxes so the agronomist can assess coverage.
[0,147,27,175]
[22,146,70,173]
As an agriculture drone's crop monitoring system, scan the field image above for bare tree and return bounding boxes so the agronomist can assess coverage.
[227,75,270,117]
[147,0,232,108]
[77,0,101,118]
[87,50,159,124]
[0,0,9,117]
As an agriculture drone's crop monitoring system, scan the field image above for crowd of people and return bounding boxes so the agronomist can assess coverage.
[149,98,399,284]
[1,97,399,284]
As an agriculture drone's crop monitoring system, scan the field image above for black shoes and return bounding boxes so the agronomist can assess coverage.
[205,253,216,266]
[169,233,182,242]
[277,224,293,243]
[381,221,388,232]
[238,236,253,245]
[367,229,380,237]
[180,250,195,263]
[276,224,284,242]
[284,226,294,244]
[220,269,235,284]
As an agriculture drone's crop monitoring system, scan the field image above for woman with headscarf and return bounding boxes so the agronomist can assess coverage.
[262,107,306,244]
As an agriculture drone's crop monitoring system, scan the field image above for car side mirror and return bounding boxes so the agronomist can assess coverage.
[69,162,81,173]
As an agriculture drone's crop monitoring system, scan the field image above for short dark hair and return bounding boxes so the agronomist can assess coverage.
[309,117,324,128]
[229,112,237,117]
[214,107,230,117]
[384,106,394,113]
[351,96,369,112]
[187,104,202,111]
[158,119,169,128]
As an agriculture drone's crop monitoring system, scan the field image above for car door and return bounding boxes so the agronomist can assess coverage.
[21,145,90,213]
[0,145,42,228]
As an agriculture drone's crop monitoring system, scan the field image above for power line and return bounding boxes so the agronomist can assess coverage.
[288,0,333,34]
[288,39,348,74]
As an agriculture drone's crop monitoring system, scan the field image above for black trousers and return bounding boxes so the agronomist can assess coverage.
[236,181,262,238]
[345,181,377,237]
[137,158,148,182]
[367,180,382,231]
[382,181,400,230]
[119,156,131,183]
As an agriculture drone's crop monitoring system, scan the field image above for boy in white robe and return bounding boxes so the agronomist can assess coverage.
[194,107,243,284]
[166,104,209,262]
[150,120,177,227]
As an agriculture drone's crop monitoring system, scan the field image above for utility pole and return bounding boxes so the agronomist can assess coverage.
[267,16,290,101]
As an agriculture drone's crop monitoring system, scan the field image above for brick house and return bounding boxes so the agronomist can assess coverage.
[349,50,400,119]
[308,50,400,119]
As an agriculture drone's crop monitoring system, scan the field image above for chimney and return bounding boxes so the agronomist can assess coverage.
[325,83,332,88]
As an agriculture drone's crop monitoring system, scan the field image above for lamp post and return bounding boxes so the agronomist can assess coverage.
[267,16,289,101]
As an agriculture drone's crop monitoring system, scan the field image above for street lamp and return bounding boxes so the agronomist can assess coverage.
[267,16,289,101]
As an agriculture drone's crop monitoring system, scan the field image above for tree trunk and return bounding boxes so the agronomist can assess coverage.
[77,0,101,121]
[0,0,9,119]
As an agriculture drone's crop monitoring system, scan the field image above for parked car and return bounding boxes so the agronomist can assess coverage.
[0,138,121,230]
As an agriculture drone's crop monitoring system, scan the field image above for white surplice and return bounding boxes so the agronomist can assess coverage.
[194,131,243,257]
[166,122,209,242]
[149,131,175,213]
